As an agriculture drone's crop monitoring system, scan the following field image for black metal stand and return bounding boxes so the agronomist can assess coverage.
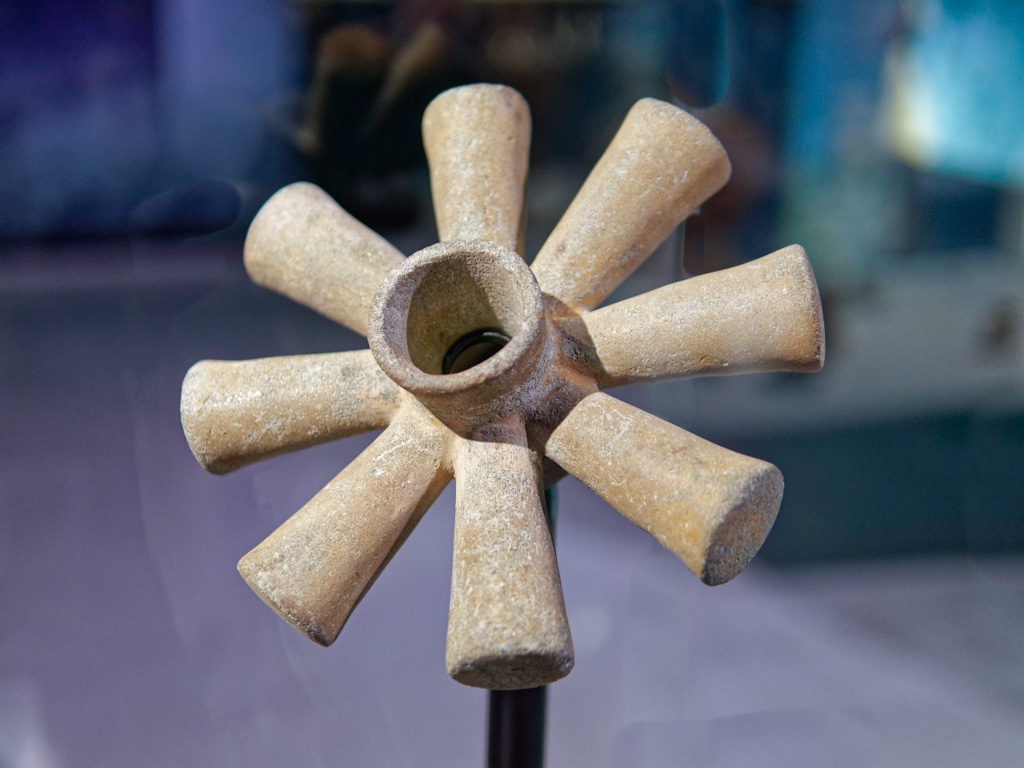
[487,685,547,768]
[486,486,557,768]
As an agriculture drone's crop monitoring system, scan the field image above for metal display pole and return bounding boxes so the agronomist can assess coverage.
[486,486,557,768]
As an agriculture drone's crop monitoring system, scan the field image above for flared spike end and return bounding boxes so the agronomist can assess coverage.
[238,550,342,646]
[180,360,235,475]
[700,462,783,586]
[448,650,574,691]
[774,244,826,373]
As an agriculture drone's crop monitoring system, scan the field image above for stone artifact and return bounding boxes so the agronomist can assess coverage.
[181,84,824,690]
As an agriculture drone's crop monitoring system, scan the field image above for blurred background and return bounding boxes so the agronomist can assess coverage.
[2,0,1023,765]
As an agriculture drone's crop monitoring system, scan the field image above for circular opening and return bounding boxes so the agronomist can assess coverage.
[404,253,530,375]
[368,240,546,404]
[441,328,510,374]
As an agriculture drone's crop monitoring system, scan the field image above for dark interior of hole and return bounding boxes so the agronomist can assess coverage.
[442,329,510,374]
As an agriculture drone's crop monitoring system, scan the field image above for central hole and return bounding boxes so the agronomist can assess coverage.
[405,258,522,375]
[441,328,510,374]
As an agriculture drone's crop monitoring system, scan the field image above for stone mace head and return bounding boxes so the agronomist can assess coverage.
[181,84,824,690]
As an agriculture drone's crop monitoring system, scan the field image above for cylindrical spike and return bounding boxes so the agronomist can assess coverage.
[543,393,782,586]
[575,245,825,387]
[238,407,450,646]
[244,182,405,335]
[181,350,402,474]
[531,98,730,311]
[422,84,531,251]
[447,417,573,689]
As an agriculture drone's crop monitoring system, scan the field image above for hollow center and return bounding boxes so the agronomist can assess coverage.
[442,328,510,374]
[405,256,528,375]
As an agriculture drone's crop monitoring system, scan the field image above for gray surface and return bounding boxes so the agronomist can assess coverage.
[2,244,1024,767]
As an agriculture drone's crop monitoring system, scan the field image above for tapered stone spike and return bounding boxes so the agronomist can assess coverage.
[238,407,450,646]
[244,182,405,335]
[181,350,402,474]
[422,84,531,252]
[573,245,826,387]
[543,392,783,586]
[531,98,731,311]
[447,417,573,690]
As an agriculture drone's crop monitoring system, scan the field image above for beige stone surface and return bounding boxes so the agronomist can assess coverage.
[244,182,404,336]
[572,244,825,387]
[423,84,530,251]
[447,417,573,689]
[543,393,783,586]
[238,402,450,646]
[181,350,400,474]
[181,84,825,689]
[530,98,731,312]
